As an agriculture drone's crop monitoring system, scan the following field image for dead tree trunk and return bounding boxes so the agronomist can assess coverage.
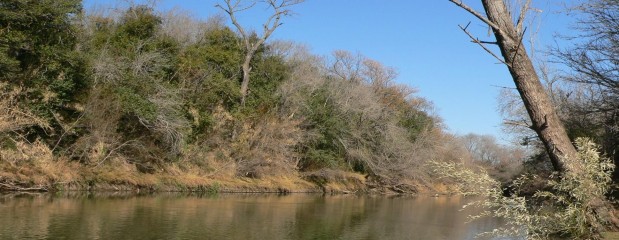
[240,54,253,105]
[216,0,305,106]
[450,0,577,172]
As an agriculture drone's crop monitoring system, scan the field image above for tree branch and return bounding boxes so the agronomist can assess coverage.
[215,0,255,47]
[510,27,527,68]
[503,120,533,129]
[448,0,502,32]
[95,139,139,167]
[459,23,507,65]
[0,182,49,192]
[216,0,304,105]
[516,0,532,35]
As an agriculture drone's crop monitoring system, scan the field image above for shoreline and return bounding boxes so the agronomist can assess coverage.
[0,173,442,195]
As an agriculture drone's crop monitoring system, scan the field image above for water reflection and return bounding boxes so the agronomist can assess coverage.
[0,193,511,240]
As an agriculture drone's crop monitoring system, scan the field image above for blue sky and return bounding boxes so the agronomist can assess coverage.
[83,0,578,142]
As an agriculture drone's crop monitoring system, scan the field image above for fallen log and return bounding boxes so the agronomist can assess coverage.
[0,182,49,192]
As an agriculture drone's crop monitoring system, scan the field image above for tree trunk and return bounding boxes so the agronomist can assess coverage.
[240,54,253,106]
[481,0,577,172]
[452,0,619,232]
[216,0,305,106]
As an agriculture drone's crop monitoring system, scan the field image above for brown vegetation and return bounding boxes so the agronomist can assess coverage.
[0,1,521,195]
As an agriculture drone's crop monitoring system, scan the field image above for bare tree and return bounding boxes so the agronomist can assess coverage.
[556,0,619,114]
[216,0,304,105]
[329,50,363,83]
[449,0,577,173]
[554,0,619,173]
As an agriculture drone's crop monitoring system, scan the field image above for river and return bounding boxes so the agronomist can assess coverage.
[0,193,518,240]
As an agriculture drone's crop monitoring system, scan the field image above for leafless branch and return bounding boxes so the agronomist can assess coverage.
[216,0,303,52]
[510,27,527,68]
[459,24,507,65]
[515,0,532,34]
[95,139,139,167]
[449,0,502,32]
[216,0,305,105]
[51,112,86,152]
[215,0,255,43]
[491,85,517,90]
[479,40,498,44]
[503,120,533,129]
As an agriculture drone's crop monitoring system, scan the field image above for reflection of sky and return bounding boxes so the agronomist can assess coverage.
[0,193,524,240]
[83,0,581,143]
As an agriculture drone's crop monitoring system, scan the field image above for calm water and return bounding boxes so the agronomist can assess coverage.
[0,193,514,240]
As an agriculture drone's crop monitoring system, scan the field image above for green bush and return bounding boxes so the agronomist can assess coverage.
[298,86,349,170]
[432,138,615,239]
[82,5,188,163]
[0,0,87,140]
[176,27,242,139]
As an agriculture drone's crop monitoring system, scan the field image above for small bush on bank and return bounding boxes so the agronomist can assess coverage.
[432,138,615,240]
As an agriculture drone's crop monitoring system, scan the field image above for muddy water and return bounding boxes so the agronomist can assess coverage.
[0,193,517,239]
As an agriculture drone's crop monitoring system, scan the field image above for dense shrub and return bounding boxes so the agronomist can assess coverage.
[0,1,455,190]
[432,138,615,239]
[0,0,87,143]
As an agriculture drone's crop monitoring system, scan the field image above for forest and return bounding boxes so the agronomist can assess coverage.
[1,0,619,237]
[0,0,619,238]
[0,0,527,193]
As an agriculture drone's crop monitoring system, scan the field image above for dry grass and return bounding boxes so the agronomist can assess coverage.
[303,169,367,193]
[0,139,321,193]
[0,141,81,188]
[232,115,303,179]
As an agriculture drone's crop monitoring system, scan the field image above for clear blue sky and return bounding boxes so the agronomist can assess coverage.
[83,0,578,142]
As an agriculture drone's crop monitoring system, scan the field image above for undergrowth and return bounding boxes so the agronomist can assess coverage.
[432,138,615,240]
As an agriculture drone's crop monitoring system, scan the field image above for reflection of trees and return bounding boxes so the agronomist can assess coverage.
[0,194,505,240]
[288,195,373,239]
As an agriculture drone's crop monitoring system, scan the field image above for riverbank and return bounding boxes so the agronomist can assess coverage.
[0,173,429,195]
[0,157,438,194]
[0,140,451,195]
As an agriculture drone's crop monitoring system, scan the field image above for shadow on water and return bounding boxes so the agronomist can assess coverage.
[0,192,517,240]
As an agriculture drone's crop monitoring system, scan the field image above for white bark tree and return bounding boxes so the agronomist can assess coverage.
[216,0,305,105]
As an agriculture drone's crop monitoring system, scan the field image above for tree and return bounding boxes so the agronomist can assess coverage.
[0,0,86,140]
[449,0,577,173]
[216,0,304,105]
[557,0,619,114]
[554,0,619,177]
[82,5,188,164]
[450,1,619,233]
